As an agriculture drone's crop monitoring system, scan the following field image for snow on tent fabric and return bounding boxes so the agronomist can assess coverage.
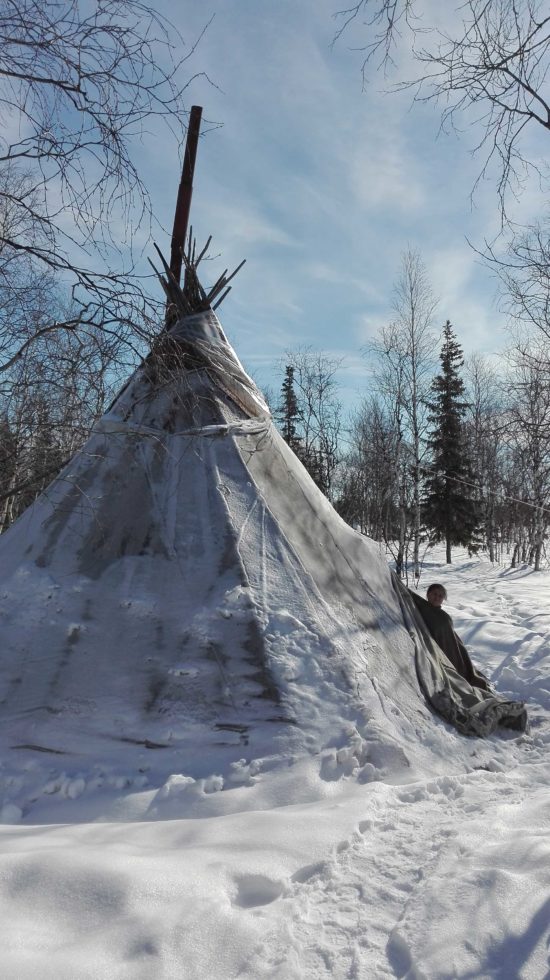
[0,269,527,786]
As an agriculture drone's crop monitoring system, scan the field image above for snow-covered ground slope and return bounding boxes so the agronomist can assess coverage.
[0,549,548,979]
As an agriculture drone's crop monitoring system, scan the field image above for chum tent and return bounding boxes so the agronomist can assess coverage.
[0,253,527,796]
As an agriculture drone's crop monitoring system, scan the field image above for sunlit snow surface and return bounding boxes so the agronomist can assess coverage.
[0,548,548,978]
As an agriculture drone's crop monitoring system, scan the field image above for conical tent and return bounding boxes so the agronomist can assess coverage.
[0,267,526,790]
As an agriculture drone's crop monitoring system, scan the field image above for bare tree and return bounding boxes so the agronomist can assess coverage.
[464,353,505,562]
[339,395,400,539]
[504,342,550,570]
[334,0,550,219]
[279,348,344,501]
[487,218,550,351]
[0,312,120,529]
[368,248,437,577]
[370,323,410,576]
[0,2,208,528]
[0,0,209,366]
[333,0,417,72]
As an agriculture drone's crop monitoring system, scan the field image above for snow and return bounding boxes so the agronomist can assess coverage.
[0,549,548,979]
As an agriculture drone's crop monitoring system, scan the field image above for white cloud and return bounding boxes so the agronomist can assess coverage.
[425,244,505,351]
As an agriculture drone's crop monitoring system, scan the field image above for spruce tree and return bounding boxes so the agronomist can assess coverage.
[423,321,480,563]
[275,364,326,491]
[276,365,301,451]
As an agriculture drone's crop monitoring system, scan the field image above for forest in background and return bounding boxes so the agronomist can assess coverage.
[274,250,550,578]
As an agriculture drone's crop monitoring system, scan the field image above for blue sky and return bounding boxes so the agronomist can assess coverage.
[139,1,547,409]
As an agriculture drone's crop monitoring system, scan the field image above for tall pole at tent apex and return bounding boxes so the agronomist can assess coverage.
[169,105,203,286]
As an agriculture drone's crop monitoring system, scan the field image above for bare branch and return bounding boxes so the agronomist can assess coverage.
[334,0,550,218]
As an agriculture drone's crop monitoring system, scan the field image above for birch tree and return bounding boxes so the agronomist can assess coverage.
[339,396,400,540]
[278,349,344,501]
[368,248,436,577]
[505,343,550,570]
[464,353,505,562]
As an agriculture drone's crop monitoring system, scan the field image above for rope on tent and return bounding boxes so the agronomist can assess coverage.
[96,417,269,440]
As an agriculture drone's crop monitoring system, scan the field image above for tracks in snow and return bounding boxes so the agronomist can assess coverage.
[238,768,532,979]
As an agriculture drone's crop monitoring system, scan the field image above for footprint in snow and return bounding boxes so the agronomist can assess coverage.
[387,927,426,979]
[291,860,327,884]
[232,873,284,908]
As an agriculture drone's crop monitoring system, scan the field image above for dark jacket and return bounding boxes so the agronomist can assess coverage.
[409,591,490,691]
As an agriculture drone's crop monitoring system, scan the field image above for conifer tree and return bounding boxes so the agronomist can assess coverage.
[277,365,301,450]
[423,321,480,563]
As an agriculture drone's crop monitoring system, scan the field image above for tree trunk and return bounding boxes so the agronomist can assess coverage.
[521,540,528,563]
[533,505,544,572]
[487,498,495,562]
[412,459,421,579]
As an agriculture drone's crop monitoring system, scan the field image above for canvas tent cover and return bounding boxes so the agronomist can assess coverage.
[0,307,527,780]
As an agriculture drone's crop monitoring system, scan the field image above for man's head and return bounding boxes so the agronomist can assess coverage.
[426,583,447,608]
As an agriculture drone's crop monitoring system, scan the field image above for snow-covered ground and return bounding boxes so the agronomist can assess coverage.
[0,547,548,979]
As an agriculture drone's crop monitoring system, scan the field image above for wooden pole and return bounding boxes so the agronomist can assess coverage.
[169,105,202,286]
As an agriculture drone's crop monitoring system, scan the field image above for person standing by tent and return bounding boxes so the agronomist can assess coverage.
[410,584,491,691]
